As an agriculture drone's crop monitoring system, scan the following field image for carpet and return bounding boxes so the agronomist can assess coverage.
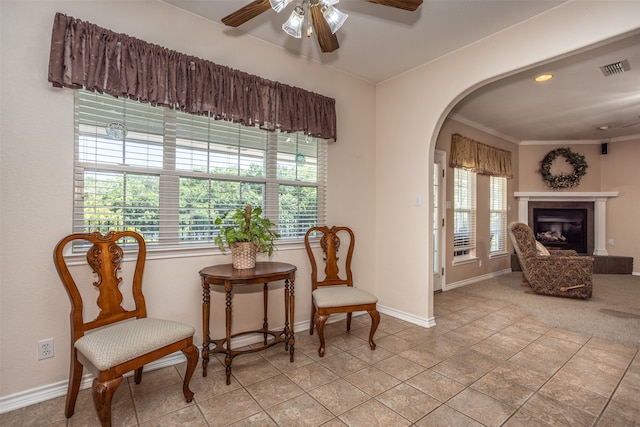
[454,272,640,348]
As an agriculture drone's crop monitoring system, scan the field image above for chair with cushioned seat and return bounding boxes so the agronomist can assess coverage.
[54,231,198,427]
[508,221,594,299]
[304,226,380,357]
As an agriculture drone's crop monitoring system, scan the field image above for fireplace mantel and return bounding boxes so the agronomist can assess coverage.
[514,192,619,256]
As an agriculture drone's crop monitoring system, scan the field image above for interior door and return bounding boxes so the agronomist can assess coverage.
[433,150,446,292]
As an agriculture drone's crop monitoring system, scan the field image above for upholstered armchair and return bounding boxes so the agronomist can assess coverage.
[508,222,594,299]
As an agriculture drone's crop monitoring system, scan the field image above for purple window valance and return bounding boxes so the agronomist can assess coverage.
[48,13,337,141]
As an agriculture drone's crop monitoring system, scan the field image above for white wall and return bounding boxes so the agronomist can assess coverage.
[2,0,640,406]
[374,1,640,320]
[0,0,376,398]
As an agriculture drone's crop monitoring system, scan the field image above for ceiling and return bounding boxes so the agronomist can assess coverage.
[451,31,640,142]
[163,0,640,142]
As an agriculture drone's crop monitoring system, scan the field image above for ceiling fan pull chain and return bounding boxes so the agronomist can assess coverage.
[306,0,313,37]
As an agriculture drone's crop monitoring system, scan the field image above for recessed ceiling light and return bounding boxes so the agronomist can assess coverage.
[534,73,554,83]
[598,125,612,130]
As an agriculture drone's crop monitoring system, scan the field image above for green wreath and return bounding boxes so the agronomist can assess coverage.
[538,147,588,189]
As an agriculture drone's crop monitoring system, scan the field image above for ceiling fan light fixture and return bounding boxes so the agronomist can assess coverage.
[221,0,421,51]
[534,73,554,83]
[270,0,293,13]
[320,2,348,34]
[306,17,313,37]
[282,5,305,38]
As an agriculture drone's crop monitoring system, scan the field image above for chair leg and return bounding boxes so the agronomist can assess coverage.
[65,353,83,418]
[181,344,198,402]
[92,376,123,427]
[309,304,316,335]
[316,313,329,357]
[367,309,380,350]
[346,312,352,331]
[133,367,143,384]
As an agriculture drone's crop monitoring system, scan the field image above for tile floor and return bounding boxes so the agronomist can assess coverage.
[2,289,639,426]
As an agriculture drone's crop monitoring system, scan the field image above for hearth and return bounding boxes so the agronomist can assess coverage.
[533,208,588,254]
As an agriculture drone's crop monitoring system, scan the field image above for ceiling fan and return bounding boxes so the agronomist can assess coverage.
[221,0,423,53]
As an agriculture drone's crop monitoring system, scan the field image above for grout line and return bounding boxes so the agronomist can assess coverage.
[591,346,639,427]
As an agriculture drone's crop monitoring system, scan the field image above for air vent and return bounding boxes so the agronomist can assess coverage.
[600,59,631,76]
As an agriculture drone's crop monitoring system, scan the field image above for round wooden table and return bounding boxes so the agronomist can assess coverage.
[199,262,297,384]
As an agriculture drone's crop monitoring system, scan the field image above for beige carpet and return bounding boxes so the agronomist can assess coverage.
[454,272,640,348]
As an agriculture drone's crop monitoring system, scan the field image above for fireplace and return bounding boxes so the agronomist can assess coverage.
[514,192,618,256]
[529,201,593,255]
[533,208,588,254]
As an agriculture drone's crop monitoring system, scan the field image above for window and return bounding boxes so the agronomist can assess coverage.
[490,176,507,254]
[74,90,327,251]
[453,168,476,259]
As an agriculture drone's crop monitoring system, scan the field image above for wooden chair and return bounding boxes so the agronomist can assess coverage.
[304,226,380,357]
[53,231,198,427]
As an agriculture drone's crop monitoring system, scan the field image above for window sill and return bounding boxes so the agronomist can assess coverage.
[489,251,509,259]
[62,239,312,266]
[452,256,479,266]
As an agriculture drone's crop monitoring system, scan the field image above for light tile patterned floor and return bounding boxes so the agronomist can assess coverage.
[2,289,639,426]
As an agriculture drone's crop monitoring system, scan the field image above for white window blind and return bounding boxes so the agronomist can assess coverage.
[453,168,476,258]
[74,90,327,251]
[490,176,507,253]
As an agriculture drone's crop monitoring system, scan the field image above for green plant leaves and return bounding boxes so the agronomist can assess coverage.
[213,204,280,255]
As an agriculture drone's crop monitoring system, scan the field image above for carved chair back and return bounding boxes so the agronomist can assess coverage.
[53,230,147,343]
[304,226,355,290]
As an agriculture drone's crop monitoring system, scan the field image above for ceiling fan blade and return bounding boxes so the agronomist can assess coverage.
[363,0,423,12]
[222,0,272,27]
[310,5,339,53]
[622,116,640,128]
[622,122,640,128]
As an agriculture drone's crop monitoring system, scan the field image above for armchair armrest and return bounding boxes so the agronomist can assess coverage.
[531,254,593,269]
[526,255,593,298]
[529,255,594,286]
[549,249,579,256]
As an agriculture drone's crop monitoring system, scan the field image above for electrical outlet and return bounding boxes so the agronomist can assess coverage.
[38,338,54,360]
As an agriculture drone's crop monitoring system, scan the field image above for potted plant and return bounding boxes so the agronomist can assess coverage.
[214,204,280,269]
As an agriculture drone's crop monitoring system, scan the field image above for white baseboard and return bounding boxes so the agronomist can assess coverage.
[0,352,187,414]
[443,268,513,291]
[1,305,438,414]
[326,305,435,329]
[377,305,436,328]
[0,320,311,414]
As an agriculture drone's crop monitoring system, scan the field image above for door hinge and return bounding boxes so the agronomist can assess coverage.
[442,218,445,227]
[441,267,445,275]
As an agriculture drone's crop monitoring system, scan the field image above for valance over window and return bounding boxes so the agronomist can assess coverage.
[449,133,513,178]
[48,13,337,141]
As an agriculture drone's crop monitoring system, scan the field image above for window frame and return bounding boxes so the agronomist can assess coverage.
[452,167,477,264]
[72,90,327,256]
[489,175,508,256]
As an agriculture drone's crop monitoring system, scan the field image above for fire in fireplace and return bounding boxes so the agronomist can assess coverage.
[533,208,588,254]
